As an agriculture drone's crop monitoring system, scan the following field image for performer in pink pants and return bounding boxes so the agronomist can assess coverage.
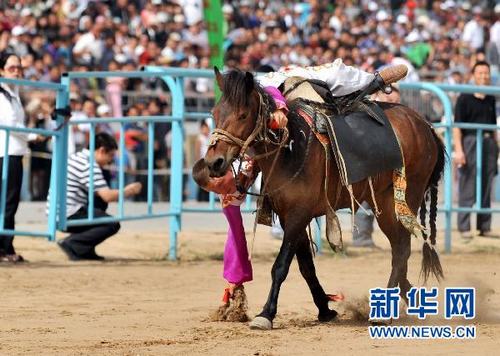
[198,157,257,300]
[194,86,288,301]
[222,203,253,285]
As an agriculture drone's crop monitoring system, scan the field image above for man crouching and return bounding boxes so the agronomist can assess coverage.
[56,133,142,261]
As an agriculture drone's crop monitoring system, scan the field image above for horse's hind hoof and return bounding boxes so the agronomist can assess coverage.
[249,316,273,330]
[318,309,338,322]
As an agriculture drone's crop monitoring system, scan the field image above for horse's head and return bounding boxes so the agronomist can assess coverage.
[204,67,273,177]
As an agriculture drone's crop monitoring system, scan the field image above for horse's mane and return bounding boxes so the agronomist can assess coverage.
[221,69,276,112]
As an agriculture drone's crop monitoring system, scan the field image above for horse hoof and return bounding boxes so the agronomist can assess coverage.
[318,309,338,322]
[249,316,273,330]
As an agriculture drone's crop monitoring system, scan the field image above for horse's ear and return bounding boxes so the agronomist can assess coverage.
[245,71,254,93]
[214,66,223,92]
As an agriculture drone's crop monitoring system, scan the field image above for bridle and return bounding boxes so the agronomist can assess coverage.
[208,90,289,162]
[207,86,312,198]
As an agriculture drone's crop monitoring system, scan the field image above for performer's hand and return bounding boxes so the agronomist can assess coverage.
[454,150,466,168]
[270,109,288,130]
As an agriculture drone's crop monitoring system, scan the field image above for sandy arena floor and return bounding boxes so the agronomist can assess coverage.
[1,225,499,355]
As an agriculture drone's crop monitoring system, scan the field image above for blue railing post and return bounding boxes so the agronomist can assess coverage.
[57,74,71,231]
[442,109,453,254]
[47,85,69,240]
[147,121,154,214]
[167,76,184,261]
[118,123,125,218]
[47,121,59,241]
[442,113,453,255]
[0,76,65,240]
[314,216,322,255]
[143,66,184,260]
[0,132,10,230]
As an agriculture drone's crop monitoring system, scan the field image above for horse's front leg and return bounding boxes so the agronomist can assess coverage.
[295,230,338,322]
[249,218,304,330]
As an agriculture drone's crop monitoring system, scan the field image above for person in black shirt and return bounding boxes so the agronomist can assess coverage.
[453,61,499,240]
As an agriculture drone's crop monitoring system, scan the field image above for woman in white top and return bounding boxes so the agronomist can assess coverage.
[0,52,42,263]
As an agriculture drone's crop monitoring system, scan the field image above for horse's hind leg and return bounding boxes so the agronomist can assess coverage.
[374,190,412,303]
[388,234,412,303]
[296,230,337,322]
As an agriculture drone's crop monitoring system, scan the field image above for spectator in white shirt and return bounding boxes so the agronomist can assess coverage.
[490,7,500,63]
[0,52,44,263]
[72,21,104,66]
[462,7,485,51]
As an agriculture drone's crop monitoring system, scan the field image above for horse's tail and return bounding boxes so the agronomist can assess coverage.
[420,127,446,283]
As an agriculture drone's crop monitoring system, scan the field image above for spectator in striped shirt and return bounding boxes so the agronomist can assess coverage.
[57,133,142,261]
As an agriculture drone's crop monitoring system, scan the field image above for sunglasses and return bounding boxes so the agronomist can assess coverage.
[4,65,22,73]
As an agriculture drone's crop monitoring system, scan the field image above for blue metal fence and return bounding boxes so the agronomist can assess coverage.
[401,83,500,253]
[58,67,251,260]
[0,77,66,241]
[60,69,187,260]
[1,70,499,259]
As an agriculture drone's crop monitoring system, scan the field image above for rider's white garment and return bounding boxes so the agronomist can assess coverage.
[256,58,374,97]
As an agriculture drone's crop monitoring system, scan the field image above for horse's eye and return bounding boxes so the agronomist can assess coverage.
[238,113,247,120]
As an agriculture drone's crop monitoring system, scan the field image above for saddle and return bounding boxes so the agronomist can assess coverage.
[285,78,403,185]
[256,77,423,253]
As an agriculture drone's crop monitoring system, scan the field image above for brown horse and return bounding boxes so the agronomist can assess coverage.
[201,68,445,330]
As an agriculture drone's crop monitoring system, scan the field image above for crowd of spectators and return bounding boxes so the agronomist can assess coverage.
[0,0,498,201]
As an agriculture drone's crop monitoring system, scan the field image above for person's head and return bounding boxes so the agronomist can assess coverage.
[451,71,463,84]
[82,99,96,116]
[49,66,61,82]
[108,59,119,71]
[200,120,210,135]
[0,52,22,80]
[126,105,140,116]
[147,98,161,115]
[472,61,490,86]
[192,158,210,188]
[256,64,274,73]
[93,132,118,166]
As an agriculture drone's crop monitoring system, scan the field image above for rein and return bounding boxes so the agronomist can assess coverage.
[250,125,313,198]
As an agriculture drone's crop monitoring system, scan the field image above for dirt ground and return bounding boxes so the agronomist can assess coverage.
[1,226,500,356]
